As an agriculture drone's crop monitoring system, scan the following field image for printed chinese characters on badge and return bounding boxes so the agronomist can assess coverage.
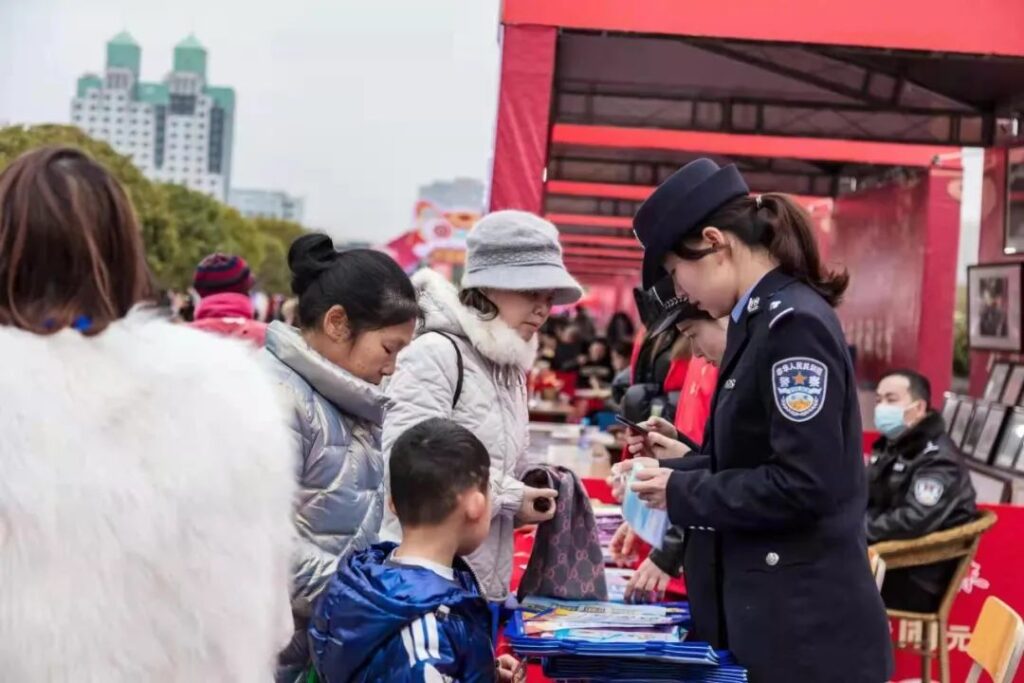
[772,357,828,423]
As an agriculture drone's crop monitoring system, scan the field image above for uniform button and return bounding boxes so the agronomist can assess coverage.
[765,552,780,567]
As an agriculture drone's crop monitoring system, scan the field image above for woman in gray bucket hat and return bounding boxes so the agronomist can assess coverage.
[380,210,582,602]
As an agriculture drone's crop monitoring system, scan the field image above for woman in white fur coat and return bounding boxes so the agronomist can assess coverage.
[0,147,296,681]
[381,211,583,602]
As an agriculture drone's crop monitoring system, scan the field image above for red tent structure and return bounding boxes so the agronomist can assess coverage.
[488,7,1024,678]
[489,0,1024,400]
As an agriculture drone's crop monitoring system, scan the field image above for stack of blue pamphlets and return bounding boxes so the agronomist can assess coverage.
[507,597,747,682]
[542,653,748,682]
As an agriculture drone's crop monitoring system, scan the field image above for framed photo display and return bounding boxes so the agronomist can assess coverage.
[1005,146,1024,253]
[992,407,1024,469]
[941,393,961,428]
[974,403,1009,465]
[1012,482,1024,504]
[949,399,975,448]
[968,264,1024,352]
[961,403,991,459]
[967,466,1012,504]
[1003,364,1024,405]
[984,362,1012,402]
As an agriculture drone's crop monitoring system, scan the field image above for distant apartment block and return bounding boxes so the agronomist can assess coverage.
[228,188,305,223]
[71,32,235,200]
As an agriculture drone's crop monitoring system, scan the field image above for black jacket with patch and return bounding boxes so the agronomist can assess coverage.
[866,411,977,544]
[866,411,978,609]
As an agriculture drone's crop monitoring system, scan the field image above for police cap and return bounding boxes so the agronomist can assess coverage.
[633,158,749,289]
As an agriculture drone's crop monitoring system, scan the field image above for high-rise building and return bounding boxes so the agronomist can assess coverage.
[71,32,235,200]
[229,188,305,223]
[417,177,485,212]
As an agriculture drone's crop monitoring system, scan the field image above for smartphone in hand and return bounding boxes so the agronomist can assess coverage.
[615,415,650,435]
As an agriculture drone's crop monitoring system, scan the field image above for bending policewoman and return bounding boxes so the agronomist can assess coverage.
[624,159,893,683]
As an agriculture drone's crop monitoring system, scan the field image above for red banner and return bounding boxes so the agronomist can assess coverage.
[889,503,1024,681]
[833,176,930,383]
[831,170,961,399]
[488,26,556,213]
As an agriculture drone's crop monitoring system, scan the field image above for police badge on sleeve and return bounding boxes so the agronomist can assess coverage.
[913,477,945,507]
[772,357,828,423]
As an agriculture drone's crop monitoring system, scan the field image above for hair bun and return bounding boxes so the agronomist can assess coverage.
[288,233,340,296]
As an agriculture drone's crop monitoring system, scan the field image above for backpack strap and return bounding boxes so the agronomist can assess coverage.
[431,331,464,409]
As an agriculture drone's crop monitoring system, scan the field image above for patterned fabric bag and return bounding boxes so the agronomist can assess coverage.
[517,466,608,601]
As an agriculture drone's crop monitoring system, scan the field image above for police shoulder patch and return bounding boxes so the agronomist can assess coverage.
[913,477,945,507]
[772,356,828,423]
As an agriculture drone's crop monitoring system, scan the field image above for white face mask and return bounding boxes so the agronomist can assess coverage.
[874,402,910,438]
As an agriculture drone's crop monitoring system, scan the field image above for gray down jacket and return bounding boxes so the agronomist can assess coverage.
[262,321,392,680]
[382,268,539,601]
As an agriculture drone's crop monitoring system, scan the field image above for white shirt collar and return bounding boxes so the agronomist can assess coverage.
[389,550,455,581]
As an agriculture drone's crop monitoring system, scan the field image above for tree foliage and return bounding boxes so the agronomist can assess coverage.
[0,124,305,292]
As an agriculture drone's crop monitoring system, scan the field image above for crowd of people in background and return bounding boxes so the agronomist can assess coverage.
[162,280,298,330]
[536,314,633,388]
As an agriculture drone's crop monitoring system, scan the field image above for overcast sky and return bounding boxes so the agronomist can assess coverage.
[0,0,502,243]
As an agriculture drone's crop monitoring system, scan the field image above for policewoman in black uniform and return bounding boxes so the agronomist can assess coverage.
[628,159,893,683]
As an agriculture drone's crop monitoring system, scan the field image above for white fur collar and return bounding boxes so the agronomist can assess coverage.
[412,268,538,370]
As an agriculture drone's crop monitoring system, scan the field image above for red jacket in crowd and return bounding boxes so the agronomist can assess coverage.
[663,357,689,394]
[674,356,718,444]
[190,292,267,346]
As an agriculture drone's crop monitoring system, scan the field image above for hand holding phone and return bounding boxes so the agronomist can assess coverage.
[615,415,650,434]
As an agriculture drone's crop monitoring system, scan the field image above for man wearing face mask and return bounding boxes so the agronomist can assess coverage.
[866,369,977,612]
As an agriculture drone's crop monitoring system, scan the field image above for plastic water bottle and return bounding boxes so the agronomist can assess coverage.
[650,399,665,420]
[578,417,591,450]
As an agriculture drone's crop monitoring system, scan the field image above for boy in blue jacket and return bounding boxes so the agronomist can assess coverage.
[310,418,522,682]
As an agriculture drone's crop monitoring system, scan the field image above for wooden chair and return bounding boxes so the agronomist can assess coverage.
[868,548,887,591]
[870,510,998,683]
[965,596,1024,683]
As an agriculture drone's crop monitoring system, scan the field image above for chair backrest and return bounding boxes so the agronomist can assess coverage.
[871,511,997,571]
[871,510,998,618]
[868,548,887,592]
[965,596,1024,683]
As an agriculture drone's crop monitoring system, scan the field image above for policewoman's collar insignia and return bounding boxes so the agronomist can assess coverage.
[747,297,760,314]
[771,356,828,423]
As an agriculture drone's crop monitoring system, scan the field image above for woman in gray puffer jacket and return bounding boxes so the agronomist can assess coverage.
[382,211,583,602]
[264,234,420,682]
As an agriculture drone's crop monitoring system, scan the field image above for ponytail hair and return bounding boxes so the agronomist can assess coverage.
[288,233,421,335]
[674,193,848,307]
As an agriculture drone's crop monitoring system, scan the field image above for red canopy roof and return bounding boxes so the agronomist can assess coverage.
[492,1,1024,283]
